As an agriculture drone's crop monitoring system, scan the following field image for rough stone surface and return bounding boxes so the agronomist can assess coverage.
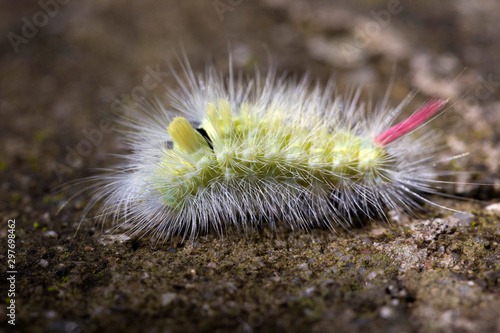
[1,1,499,332]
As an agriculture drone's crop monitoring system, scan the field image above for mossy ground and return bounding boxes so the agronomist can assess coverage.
[7,205,500,332]
[1,1,500,332]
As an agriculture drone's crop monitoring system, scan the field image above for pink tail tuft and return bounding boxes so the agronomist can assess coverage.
[374,98,447,146]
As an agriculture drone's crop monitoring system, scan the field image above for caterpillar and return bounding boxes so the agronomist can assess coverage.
[83,56,453,240]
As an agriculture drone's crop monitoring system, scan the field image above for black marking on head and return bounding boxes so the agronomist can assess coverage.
[196,127,214,150]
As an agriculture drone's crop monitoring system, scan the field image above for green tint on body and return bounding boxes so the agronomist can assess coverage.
[159,99,393,207]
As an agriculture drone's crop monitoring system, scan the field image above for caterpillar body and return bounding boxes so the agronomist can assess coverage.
[85,59,449,240]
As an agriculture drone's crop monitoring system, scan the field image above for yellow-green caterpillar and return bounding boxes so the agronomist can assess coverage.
[84,58,448,240]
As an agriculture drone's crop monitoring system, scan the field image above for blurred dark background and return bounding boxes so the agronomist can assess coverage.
[1,0,500,187]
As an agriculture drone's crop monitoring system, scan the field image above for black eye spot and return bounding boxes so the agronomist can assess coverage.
[196,127,214,150]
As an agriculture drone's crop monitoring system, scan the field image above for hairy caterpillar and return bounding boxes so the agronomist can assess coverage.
[83,56,454,240]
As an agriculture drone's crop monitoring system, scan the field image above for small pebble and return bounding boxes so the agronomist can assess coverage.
[302,287,316,297]
[161,293,177,306]
[339,254,351,261]
[98,234,131,245]
[485,203,500,214]
[43,230,58,239]
[298,263,309,270]
[44,310,58,319]
[39,259,49,268]
[380,306,394,319]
